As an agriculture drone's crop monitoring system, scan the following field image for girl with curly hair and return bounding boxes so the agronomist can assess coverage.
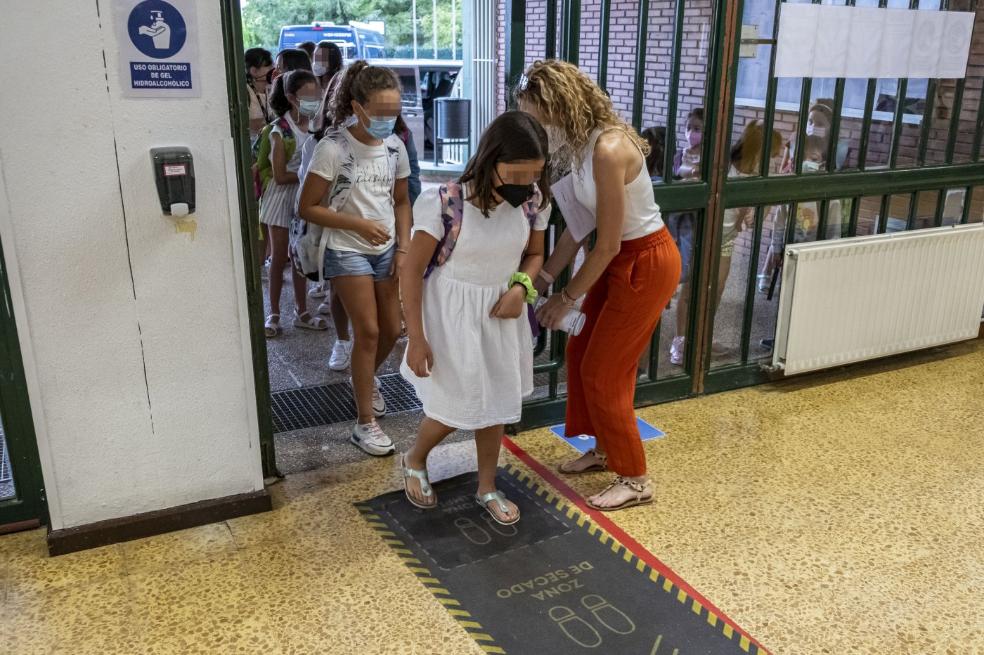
[520,60,681,512]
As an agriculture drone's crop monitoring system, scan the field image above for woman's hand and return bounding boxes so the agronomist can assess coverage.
[357,219,391,247]
[406,337,434,377]
[490,285,527,320]
[533,274,550,297]
[535,293,569,330]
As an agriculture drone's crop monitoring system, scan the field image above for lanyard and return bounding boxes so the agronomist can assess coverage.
[249,83,271,123]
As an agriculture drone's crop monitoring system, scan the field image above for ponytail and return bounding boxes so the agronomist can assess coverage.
[331,60,370,127]
[330,60,400,127]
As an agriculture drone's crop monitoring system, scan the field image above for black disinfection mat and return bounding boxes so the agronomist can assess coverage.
[357,466,764,655]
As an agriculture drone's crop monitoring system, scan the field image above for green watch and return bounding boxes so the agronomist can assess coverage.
[510,272,538,305]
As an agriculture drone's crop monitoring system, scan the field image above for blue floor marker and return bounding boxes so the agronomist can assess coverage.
[550,417,665,453]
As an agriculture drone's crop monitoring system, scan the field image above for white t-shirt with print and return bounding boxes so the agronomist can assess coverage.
[307,127,410,254]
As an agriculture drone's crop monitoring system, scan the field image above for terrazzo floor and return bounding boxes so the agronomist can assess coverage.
[1,340,982,654]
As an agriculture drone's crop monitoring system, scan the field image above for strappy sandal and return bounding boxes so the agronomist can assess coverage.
[264,314,281,338]
[316,301,332,315]
[475,490,520,526]
[558,449,608,475]
[293,310,328,331]
[401,454,437,509]
[586,476,654,512]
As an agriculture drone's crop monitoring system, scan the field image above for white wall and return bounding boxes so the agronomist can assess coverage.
[0,1,263,530]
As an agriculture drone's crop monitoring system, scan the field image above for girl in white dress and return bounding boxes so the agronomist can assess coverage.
[400,111,552,525]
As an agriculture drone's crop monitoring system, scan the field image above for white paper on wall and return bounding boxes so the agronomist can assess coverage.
[845,7,887,78]
[908,10,947,79]
[776,5,976,80]
[812,6,852,78]
[877,9,917,79]
[775,3,819,78]
[939,12,976,78]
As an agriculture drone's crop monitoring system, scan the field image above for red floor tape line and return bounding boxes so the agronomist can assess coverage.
[503,435,770,655]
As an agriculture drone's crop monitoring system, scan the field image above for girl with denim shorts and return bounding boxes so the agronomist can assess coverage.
[298,61,411,457]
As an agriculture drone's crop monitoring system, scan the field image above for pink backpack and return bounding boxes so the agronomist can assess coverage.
[424,181,542,278]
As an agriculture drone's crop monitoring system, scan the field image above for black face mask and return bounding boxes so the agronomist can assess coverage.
[496,183,534,208]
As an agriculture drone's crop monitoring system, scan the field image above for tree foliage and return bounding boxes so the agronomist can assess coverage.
[241,0,463,57]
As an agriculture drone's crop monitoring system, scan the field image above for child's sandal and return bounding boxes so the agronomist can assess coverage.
[401,454,437,509]
[293,310,328,331]
[264,314,281,338]
[475,490,520,526]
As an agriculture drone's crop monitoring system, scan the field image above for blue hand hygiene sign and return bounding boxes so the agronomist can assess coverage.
[115,0,199,98]
[127,1,187,58]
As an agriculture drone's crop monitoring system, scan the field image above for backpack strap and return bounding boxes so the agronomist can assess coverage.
[276,116,293,140]
[383,135,402,196]
[424,182,465,278]
[322,128,356,212]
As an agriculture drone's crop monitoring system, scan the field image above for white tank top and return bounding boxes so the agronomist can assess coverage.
[573,128,664,240]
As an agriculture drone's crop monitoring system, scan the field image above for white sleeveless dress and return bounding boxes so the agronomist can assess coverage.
[401,186,550,430]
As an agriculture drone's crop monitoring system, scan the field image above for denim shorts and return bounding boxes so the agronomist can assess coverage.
[323,246,395,281]
[664,212,695,280]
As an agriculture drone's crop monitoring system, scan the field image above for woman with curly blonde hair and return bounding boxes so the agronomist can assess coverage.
[523,60,681,512]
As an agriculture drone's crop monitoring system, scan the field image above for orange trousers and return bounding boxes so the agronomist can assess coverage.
[565,228,681,477]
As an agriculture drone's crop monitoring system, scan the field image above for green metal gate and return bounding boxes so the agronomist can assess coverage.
[707,0,984,393]
[0,236,47,528]
[220,0,982,450]
[508,0,984,428]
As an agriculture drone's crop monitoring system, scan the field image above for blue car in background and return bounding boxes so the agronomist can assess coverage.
[278,22,386,60]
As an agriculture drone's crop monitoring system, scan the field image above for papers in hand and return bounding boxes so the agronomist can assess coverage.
[552,174,596,244]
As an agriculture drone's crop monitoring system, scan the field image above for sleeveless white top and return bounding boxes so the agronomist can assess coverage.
[573,128,664,240]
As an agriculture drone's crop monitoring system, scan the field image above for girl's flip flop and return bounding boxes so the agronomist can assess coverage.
[475,490,520,526]
[400,454,437,509]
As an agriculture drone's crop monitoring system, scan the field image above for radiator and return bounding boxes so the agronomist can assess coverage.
[773,224,984,375]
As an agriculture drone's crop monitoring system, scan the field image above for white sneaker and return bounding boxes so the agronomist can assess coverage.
[309,282,329,299]
[670,336,685,366]
[350,420,394,457]
[329,340,353,371]
[371,376,386,418]
[349,375,386,418]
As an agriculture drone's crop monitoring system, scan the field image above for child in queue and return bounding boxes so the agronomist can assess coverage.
[260,70,327,337]
[399,111,552,525]
[666,108,703,366]
[716,120,782,311]
[297,61,412,457]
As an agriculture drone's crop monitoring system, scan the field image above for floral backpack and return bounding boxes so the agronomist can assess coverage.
[424,181,542,278]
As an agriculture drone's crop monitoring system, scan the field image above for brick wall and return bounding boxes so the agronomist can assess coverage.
[495,1,713,152]
[492,2,984,283]
[494,3,984,200]
[496,0,505,112]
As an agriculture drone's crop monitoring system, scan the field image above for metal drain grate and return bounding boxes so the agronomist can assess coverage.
[270,373,422,433]
[0,425,11,484]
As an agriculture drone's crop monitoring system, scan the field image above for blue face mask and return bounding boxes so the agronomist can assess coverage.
[298,99,321,118]
[366,116,397,140]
